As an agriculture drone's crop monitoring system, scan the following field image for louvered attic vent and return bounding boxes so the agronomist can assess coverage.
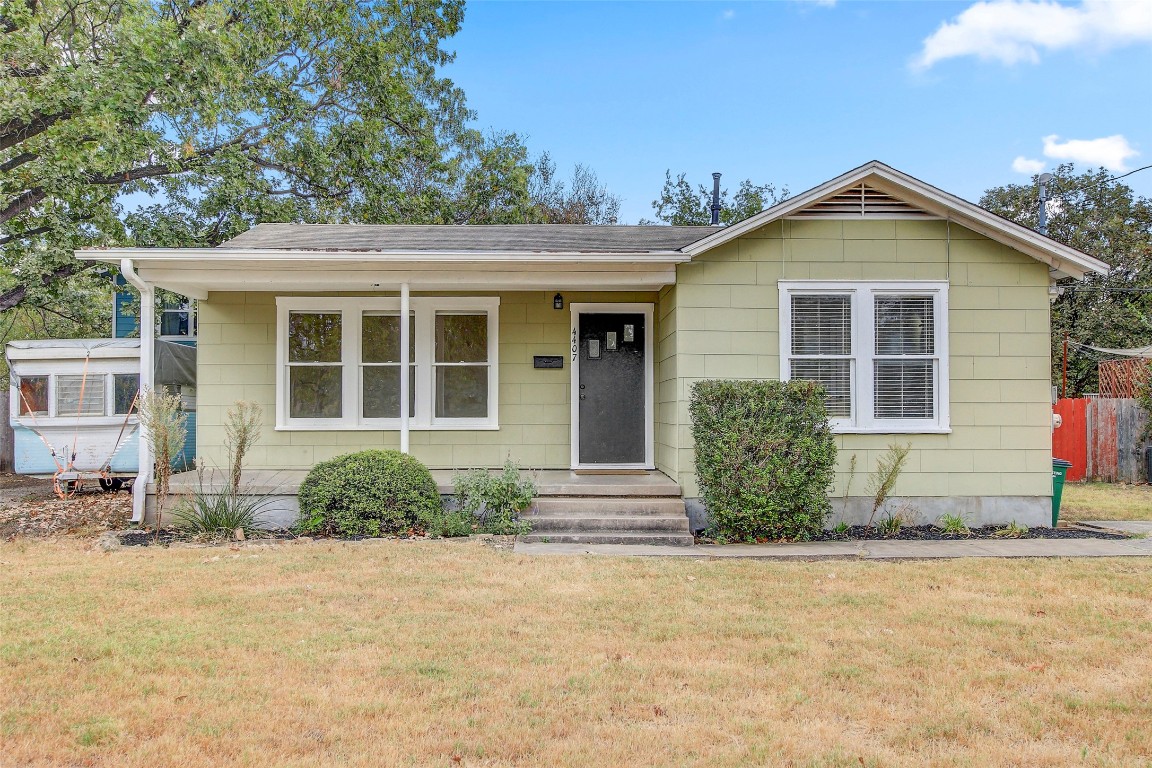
[790,183,937,219]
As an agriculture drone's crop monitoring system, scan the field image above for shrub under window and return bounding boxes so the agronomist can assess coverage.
[295,450,442,537]
[689,379,837,542]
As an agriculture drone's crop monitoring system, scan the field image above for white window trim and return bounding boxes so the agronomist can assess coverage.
[779,280,950,434]
[10,369,140,426]
[275,296,500,431]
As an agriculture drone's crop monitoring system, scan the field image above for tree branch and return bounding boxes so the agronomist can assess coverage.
[0,260,87,312]
[0,110,72,152]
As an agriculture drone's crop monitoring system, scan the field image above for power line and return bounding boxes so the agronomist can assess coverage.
[1105,164,1152,183]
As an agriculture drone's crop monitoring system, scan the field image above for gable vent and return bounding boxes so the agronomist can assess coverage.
[789,183,938,219]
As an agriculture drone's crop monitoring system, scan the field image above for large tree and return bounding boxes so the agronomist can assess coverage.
[980,164,1152,396]
[0,0,544,327]
[643,171,787,226]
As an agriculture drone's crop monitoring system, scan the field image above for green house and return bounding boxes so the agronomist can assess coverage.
[80,162,1107,536]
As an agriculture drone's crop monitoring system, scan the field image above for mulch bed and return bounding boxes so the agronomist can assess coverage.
[812,525,1130,542]
[0,487,131,540]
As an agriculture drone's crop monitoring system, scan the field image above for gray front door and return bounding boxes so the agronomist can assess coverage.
[577,312,645,465]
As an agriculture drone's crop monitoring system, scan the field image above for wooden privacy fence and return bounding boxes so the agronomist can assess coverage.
[1086,398,1149,483]
[1054,397,1149,483]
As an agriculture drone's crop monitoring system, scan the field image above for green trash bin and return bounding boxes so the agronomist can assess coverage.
[1052,458,1073,527]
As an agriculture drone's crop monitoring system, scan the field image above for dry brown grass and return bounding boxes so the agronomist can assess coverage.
[2,539,1150,767]
[1061,482,1152,522]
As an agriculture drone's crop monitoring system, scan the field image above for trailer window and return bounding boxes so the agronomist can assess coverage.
[114,374,139,415]
[17,376,48,416]
[56,375,106,417]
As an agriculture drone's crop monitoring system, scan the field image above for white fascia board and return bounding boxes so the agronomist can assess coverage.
[680,161,1110,279]
[76,247,693,264]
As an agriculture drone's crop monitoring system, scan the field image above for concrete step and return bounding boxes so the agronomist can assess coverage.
[531,497,687,516]
[533,478,682,498]
[527,515,691,533]
[518,531,696,546]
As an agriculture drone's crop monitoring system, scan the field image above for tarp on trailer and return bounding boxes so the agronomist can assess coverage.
[6,338,196,387]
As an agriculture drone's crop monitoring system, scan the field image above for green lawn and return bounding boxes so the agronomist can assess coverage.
[2,539,1151,767]
[1060,482,1152,522]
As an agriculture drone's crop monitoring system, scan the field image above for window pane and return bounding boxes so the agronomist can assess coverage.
[875,296,934,355]
[435,313,488,363]
[289,312,342,363]
[160,309,191,337]
[362,366,416,419]
[875,360,934,419]
[791,296,851,355]
[790,359,851,417]
[114,374,139,415]
[17,376,48,416]
[289,366,342,418]
[56,374,105,417]
[435,365,488,418]
[362,313,415,363]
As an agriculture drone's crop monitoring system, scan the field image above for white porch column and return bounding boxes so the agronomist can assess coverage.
[400,282,410,454]
[121,259,154,523]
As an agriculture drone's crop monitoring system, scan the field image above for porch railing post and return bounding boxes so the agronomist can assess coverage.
[400,282,410,454]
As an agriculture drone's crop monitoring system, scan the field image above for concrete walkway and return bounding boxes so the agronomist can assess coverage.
[515,535,1152,560]
[1077,520,1152,536]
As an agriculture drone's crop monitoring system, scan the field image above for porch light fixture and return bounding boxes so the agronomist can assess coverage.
[553,293,564,310]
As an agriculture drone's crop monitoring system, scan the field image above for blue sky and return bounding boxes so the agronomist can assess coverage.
[443,0,1152,223]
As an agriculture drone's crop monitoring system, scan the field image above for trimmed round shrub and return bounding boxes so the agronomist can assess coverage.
[689,379,836,543]
[295,450,442,537]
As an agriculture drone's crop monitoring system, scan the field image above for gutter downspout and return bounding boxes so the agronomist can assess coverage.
[120,259,154,523]
[400,282,410,454]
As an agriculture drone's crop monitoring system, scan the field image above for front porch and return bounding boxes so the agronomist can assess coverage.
[156,469,693,544]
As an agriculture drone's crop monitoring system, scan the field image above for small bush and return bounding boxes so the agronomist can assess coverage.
[689,379,836,542]
[295,450,442,537]
[172,486,268,538]
[936,512,971,536]
[451,459,536,535]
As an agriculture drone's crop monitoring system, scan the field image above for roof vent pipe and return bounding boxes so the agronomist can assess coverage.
[1037,172,1053,236]
[710,172,722,226]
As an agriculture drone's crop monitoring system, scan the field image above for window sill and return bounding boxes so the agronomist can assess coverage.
[832,426,952,435]
[275,423,500,432]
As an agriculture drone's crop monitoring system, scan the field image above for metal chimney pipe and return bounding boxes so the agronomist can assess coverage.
[710,172,722,225]
[1037,172,1053,236]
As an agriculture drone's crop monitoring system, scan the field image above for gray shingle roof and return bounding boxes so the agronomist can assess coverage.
[220,224,723,253]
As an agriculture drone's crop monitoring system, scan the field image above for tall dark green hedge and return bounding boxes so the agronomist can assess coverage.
[295,450,442,537]
[689,380,836,542]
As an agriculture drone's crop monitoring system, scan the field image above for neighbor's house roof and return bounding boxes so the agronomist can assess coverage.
[221,224,723,253]
[77,161,1108,296]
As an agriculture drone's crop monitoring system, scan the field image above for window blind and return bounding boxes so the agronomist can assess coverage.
[56,374,105,417]
[791,295,851,355]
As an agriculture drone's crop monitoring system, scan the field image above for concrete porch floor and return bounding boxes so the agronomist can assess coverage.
[164,468,681,497]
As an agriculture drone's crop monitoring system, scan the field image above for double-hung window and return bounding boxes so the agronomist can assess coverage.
[277,297,499,430]
[780,281,948,433]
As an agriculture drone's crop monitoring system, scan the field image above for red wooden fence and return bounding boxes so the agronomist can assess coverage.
[1053,398,1087,481]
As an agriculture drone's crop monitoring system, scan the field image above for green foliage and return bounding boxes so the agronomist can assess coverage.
[832,521,851,537]
[172,485,269,539]
[451,460,536,535]
[936,513,971,536]
[1136,371,1152,443]
[875,507,912,537]
[865,444,911,527]
[689,379,836,542]
[992,521,1030,538]
[980,164,1152,396]
[0,0,562,324]
[294,450,442,537]
[644,171,788,226]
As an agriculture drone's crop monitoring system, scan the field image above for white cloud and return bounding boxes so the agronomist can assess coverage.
[1041,134,1140,171]
[795,0,837,7]
[913,0,1152,70]
[1012,156,1046,174]
[721,9,735,21]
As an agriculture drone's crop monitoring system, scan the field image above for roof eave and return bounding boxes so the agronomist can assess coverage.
[76,247,695,264]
